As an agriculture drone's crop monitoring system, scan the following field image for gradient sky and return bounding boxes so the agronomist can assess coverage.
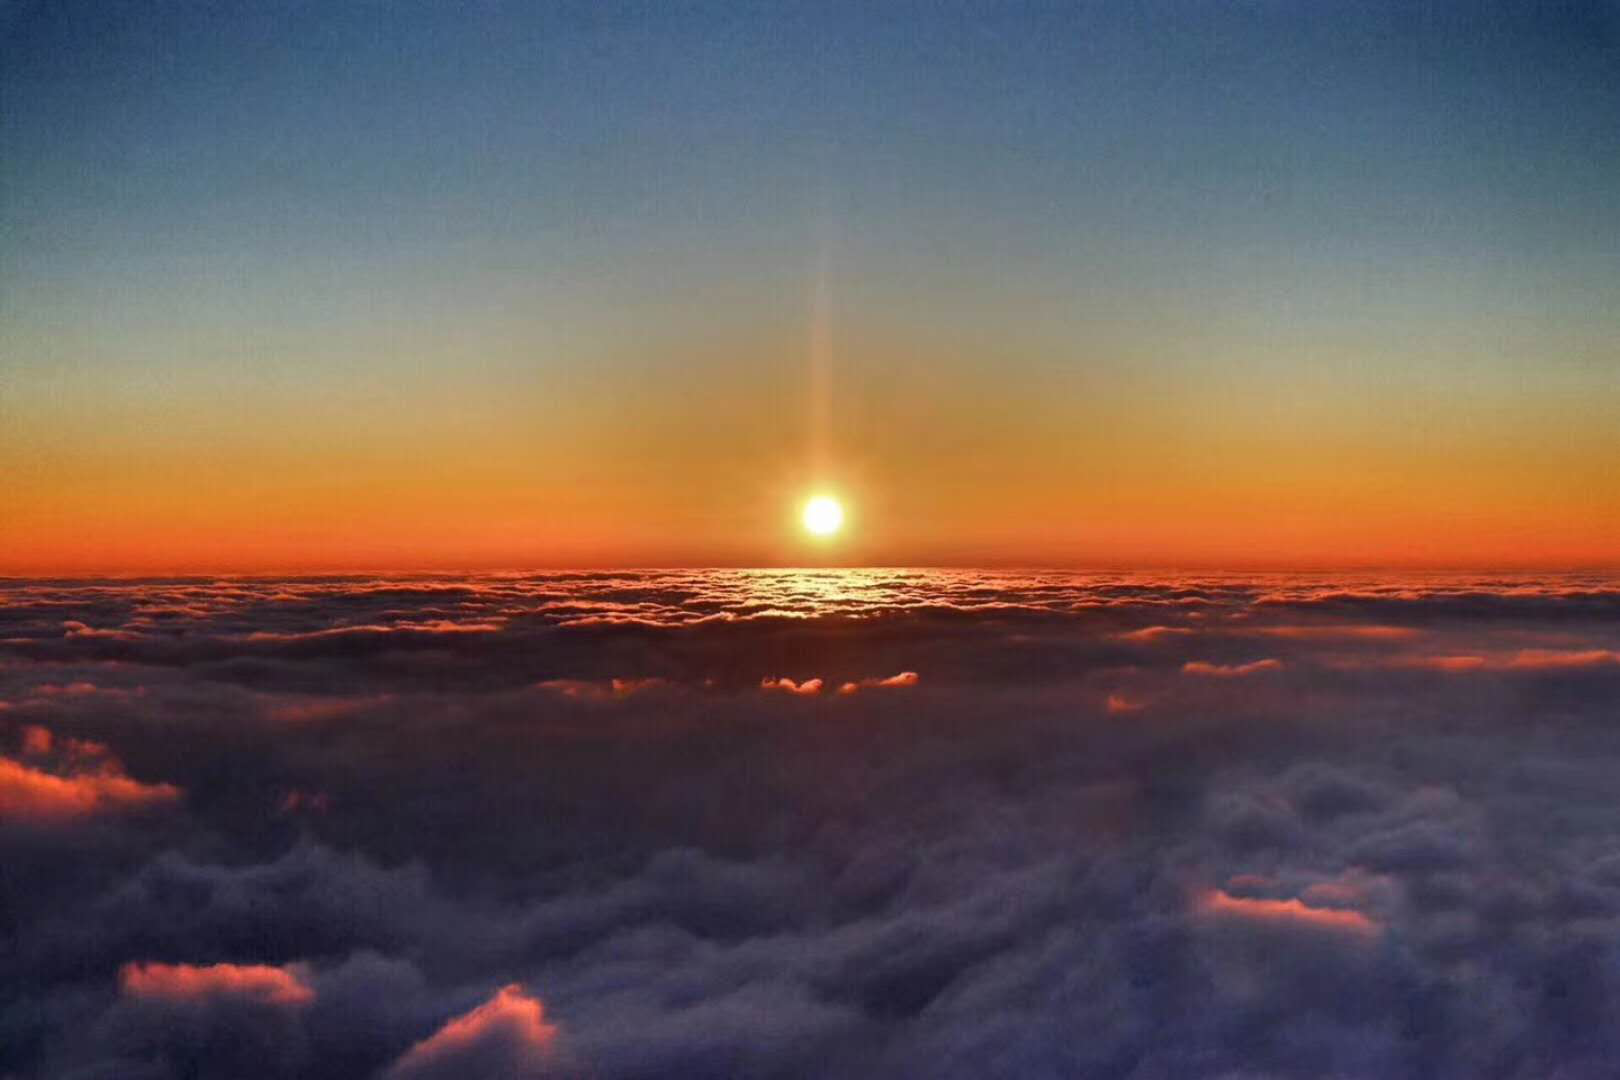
[3,0,1618,572]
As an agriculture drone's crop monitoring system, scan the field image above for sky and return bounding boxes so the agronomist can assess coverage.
[3,0,1619,572]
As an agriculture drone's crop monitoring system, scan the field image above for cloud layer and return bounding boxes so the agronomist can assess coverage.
[4,569,1620,1077]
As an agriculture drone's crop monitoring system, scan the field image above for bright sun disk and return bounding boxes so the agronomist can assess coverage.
[802,496,844,536]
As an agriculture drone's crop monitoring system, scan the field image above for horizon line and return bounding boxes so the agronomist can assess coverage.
[4,561,1620,581]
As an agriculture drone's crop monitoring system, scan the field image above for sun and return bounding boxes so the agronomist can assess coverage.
[802,495,845,536]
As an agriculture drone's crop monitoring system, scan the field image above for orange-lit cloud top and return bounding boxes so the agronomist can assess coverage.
[1363,649,1620,674]
[21,724,54,756]
[1392,655,1492,673]
[0,727,180,823]
[761,672,921,696]
[1117,625,1196,643]
[1196,889,1380,938]
[1106,693,1147,715]
[762,676,824,696]
[1255,625,1419,641]
[838,671,920,695]
[120,962,315,1008]
[1182,659,1284,678]
[388,984,557,1078]
[1507,649,1620,670]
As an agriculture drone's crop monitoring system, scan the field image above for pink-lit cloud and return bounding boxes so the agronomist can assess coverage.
[21,724,53,756]
[1182,659,1283,678]
[388,983,557,1078]
[62,620,142,641]
[762,677,823,696]
[1256,625,1419,641]
[1117,626,1194,643]
[1399,655,1489,672]
[1506,648,1620,670]
[1364,649,1620,674]
[836,672,920,695]
[246,620,504,643]
[0,744,180,824]
[34,681,100,696]
[1196,889,1379,938]
[119,962,315,1008]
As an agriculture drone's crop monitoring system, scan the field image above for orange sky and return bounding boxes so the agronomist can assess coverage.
[5,319,1617,574]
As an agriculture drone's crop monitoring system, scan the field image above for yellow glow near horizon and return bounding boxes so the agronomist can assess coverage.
[802,495,845,537]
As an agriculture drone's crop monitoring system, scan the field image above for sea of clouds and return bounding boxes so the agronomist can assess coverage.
[5,569,1620,1078]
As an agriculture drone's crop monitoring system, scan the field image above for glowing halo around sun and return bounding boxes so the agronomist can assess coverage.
[802,495,845,537]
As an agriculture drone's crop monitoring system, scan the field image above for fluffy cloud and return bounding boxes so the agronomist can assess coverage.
[0,726,180,824]
[120,962,315,1008]
[387,985,558,1079]
[1117,625,1194,643]
[838,671,920,695]
[5,570,1620,1077]
[761,676,823,695]
[1195,889,1380,938]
